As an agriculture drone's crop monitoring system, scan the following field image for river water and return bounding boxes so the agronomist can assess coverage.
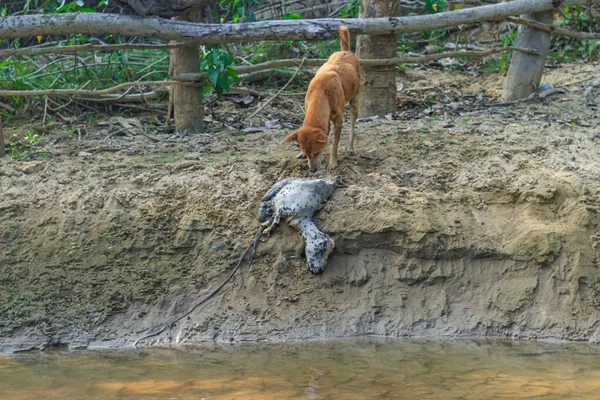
[1,338,600,399]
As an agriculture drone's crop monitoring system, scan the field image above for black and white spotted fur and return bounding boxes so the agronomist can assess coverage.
[258,175,339,274]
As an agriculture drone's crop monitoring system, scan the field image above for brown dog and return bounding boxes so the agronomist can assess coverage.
[284,26,361,172]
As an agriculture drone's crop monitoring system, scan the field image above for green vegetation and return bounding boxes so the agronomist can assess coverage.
[551,5,600,62]
[0,0,598,132]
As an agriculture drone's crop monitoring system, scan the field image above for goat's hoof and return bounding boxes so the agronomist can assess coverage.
[347,149,355,156]
[307,265,325,275]
[260,220,271,229]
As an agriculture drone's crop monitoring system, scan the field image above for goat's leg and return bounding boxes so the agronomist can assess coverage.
[262,208,283,236]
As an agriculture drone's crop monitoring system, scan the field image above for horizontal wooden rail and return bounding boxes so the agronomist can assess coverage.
[0,0,597,44]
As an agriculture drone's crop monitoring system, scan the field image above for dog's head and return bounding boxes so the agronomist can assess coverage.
[284,127,328,172]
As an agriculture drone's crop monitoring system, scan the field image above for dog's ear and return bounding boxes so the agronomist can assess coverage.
[316,132,328,144]
[284,131,299,143]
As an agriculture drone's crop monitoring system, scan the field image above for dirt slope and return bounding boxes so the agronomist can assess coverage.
[2,65,600,352]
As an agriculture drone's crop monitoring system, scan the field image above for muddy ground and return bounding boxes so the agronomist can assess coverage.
[2,63,600,353]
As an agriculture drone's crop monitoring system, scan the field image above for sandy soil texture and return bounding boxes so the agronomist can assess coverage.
[2,64,600,352]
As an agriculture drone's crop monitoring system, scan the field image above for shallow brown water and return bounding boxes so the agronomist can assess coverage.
[2,338,600,399]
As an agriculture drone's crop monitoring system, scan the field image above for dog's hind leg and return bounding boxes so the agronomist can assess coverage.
[348,96,359,156]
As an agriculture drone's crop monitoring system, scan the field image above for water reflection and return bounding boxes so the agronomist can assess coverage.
[1,338,600,399]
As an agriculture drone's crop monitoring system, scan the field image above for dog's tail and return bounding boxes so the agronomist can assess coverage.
[339,26,350,52]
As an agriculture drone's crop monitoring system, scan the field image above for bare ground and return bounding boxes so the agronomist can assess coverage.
[2,63,600,352]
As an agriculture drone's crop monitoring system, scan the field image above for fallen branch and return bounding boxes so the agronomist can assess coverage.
[507,16,600,40]
[1,0,597,43]
[77,90,166,103]
[245,58,306,121]
[178,59,323,81]
[0,42,186,59]
[362,46,540,65]
[110,102,167,111]
[238,69,311,83]
[26,61,152,81]
[483,87,567,107]
[0,80,190,98]
[88,146,124,153]
[0,102,16,113]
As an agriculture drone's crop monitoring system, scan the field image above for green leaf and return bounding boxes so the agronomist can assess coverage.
[0,60,25,75]
[217,74,231,93]
[14,62,25,75]
[283,13,302,20]
[588,40,600,57]
[208,67,219,87]
[13,80,34,90]
[221,51,231,66]
[226,67,239,82]
[424,0,433,13]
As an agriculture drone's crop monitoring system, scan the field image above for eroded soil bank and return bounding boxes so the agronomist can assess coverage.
[2,65,600,352]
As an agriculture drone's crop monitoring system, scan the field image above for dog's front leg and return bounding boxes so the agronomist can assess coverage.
[328,118,342,172]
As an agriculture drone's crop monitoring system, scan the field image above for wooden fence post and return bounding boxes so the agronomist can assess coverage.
[170,8,204,133]
[356,0,401,117]
[502,9,554,101]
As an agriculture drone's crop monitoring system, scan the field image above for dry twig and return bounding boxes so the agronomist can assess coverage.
[77,91,166,103]
[0,102,16,113]
[507,16,600,40]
